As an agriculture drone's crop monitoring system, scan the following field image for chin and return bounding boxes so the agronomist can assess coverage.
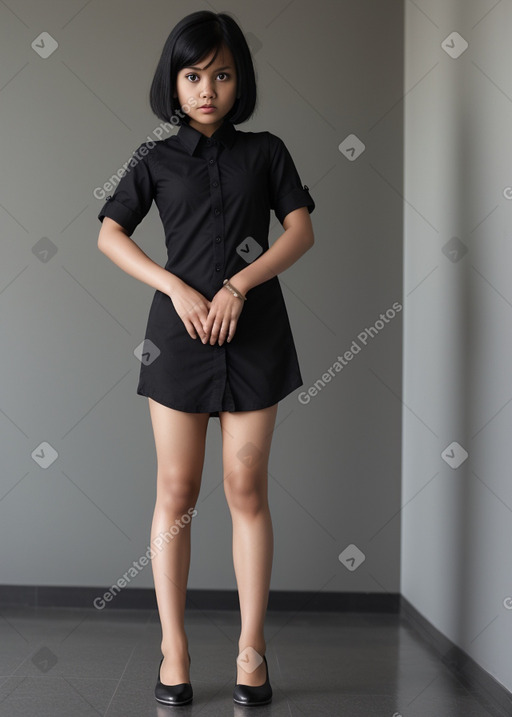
[195,114,225,125]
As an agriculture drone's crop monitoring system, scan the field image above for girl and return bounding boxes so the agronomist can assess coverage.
[97,10,315,707]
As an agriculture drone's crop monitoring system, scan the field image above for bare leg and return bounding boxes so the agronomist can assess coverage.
[219,403,278,686]
[148,397,210,684]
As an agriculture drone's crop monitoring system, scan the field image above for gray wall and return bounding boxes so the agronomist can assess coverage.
[402,0,512,695]
[4,0,509,697]
[0,1,403,602]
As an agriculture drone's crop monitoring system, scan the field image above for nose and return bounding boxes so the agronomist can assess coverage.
[200,78,216,99]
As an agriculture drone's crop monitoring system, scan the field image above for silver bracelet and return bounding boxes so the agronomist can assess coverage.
[222,278,247,301]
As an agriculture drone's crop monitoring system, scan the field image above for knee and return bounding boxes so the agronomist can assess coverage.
[224,465,267,514]
[156,466,199,513]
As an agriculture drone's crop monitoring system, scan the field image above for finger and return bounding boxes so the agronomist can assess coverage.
[190,302,210,342]
[184,310,206,342]
[210,319,225,345]
[198,303,211,327]
[218,320,232,346]
[227,319,237,343]
[196,326,206,343]
[209,322,220,345]
[184,319,197,340]
[192,318,208,343]
[202,312,213,335]
[202,309,216,340]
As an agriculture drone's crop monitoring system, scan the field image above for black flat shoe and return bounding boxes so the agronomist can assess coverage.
[154,652,193,706]
[233,653,272,706]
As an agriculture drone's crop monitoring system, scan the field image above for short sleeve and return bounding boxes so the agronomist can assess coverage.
[266,132,315,226]
[97,143,155,236]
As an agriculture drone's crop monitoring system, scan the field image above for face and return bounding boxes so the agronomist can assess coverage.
[175,44,238,136]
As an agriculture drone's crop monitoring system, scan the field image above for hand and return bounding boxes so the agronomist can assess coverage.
[168,279,212,342]
[202,284,244,346]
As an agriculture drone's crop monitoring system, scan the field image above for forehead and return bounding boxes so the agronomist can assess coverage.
[184,43,235,70]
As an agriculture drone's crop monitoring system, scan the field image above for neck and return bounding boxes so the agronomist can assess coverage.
[189,118,224,137]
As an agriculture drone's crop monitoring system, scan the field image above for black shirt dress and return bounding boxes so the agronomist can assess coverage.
[97,119,315,417]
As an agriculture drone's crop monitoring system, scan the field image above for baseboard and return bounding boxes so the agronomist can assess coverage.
[0,584,399,612]
[400,596,512,717]
[2,584,509,714]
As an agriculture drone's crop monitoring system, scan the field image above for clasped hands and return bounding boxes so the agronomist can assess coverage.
[170,280,245,347]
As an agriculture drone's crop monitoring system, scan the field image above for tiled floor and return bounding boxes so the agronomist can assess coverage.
[0,607,506,716]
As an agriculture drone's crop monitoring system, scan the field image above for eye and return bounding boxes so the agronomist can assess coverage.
[217,72,229,81]
[185,73,199,82]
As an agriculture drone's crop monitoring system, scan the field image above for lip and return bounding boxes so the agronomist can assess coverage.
[199,106,217,113]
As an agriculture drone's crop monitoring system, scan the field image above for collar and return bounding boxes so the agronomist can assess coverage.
[176,119,237,156]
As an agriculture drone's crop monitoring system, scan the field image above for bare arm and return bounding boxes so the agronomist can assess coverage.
[97,217,211,342]
[97,217,179,296]
[202,206,315,346]
[229,206,314,296]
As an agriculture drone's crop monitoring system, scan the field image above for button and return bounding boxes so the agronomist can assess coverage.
[303,185,309,191]
[209,158,215,165]
[206,139,211,145]
[106,195,112,201]
[215,235,221,243]
[214,208,221,216]
[215,263,221,272]
[212,181,219,187]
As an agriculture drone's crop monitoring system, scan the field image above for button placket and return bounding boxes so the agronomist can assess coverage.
[206,141,224,291]
[203,139,230,409]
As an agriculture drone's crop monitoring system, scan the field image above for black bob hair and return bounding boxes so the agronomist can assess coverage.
[149,11,257,126]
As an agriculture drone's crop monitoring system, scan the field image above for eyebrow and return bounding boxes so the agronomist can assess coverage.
[184,65,233,72]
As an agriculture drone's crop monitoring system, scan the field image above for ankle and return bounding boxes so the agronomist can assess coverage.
[238,639,266,657]
[161,633,189,657]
